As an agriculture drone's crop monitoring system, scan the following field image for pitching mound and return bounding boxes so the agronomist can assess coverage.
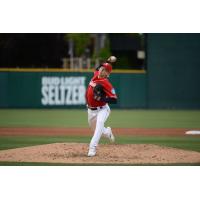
[0,143,200,164]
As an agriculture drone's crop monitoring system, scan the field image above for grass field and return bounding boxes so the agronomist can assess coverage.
[0,109,200,165]
[1,109,200,128]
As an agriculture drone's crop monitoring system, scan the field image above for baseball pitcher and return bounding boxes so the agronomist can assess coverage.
[86,56,118,157]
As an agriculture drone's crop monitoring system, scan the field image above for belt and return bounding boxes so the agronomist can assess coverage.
[87,106,103,110]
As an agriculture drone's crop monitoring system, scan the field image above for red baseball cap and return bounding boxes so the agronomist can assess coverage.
[102,62,112,73]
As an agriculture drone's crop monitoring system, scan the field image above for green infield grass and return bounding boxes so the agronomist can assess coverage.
[0,109,200,128]
[0,161,200,166]
[0,135,200,152]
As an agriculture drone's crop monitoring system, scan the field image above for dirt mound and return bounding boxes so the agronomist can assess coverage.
[0,143,200,164]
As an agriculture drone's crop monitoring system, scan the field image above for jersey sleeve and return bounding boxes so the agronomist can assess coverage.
[103,81,117,99]
[93,70,99,76]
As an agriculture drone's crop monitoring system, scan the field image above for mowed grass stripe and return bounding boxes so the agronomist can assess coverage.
[0,136,90,150]
[0,161,200,166]
[0,109,200,128]
[0,135,200,152]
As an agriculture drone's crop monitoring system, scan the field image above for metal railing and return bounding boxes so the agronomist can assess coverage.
[62,57,100,70]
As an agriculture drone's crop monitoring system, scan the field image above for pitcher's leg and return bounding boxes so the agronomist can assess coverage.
[87,109,98,157]
[88,109,97,132]
[101,106,115,143]
[89,108,110,150]
[102,127,110,138]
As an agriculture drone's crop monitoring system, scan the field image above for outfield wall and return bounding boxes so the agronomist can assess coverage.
[147,33,200,109]
[1,34,200,109]
[0,71,146,108]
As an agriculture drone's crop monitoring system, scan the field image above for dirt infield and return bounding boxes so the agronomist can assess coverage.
[0,143,200,164]
[0,127,191,136]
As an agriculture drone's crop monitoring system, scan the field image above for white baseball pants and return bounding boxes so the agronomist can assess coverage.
[88,104,111,149]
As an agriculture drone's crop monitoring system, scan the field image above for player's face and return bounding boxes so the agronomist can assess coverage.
[99,67,110,78]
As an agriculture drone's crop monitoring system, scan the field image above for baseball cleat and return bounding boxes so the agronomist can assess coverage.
[88,148,96,157]
[108,127,115,143]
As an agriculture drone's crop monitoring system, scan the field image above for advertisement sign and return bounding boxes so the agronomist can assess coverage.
[41,76,86,106]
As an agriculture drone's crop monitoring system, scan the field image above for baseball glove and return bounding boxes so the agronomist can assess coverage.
[93,84,105,101]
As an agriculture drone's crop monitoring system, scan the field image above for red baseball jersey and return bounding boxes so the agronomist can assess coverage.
[86,71,117,107]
